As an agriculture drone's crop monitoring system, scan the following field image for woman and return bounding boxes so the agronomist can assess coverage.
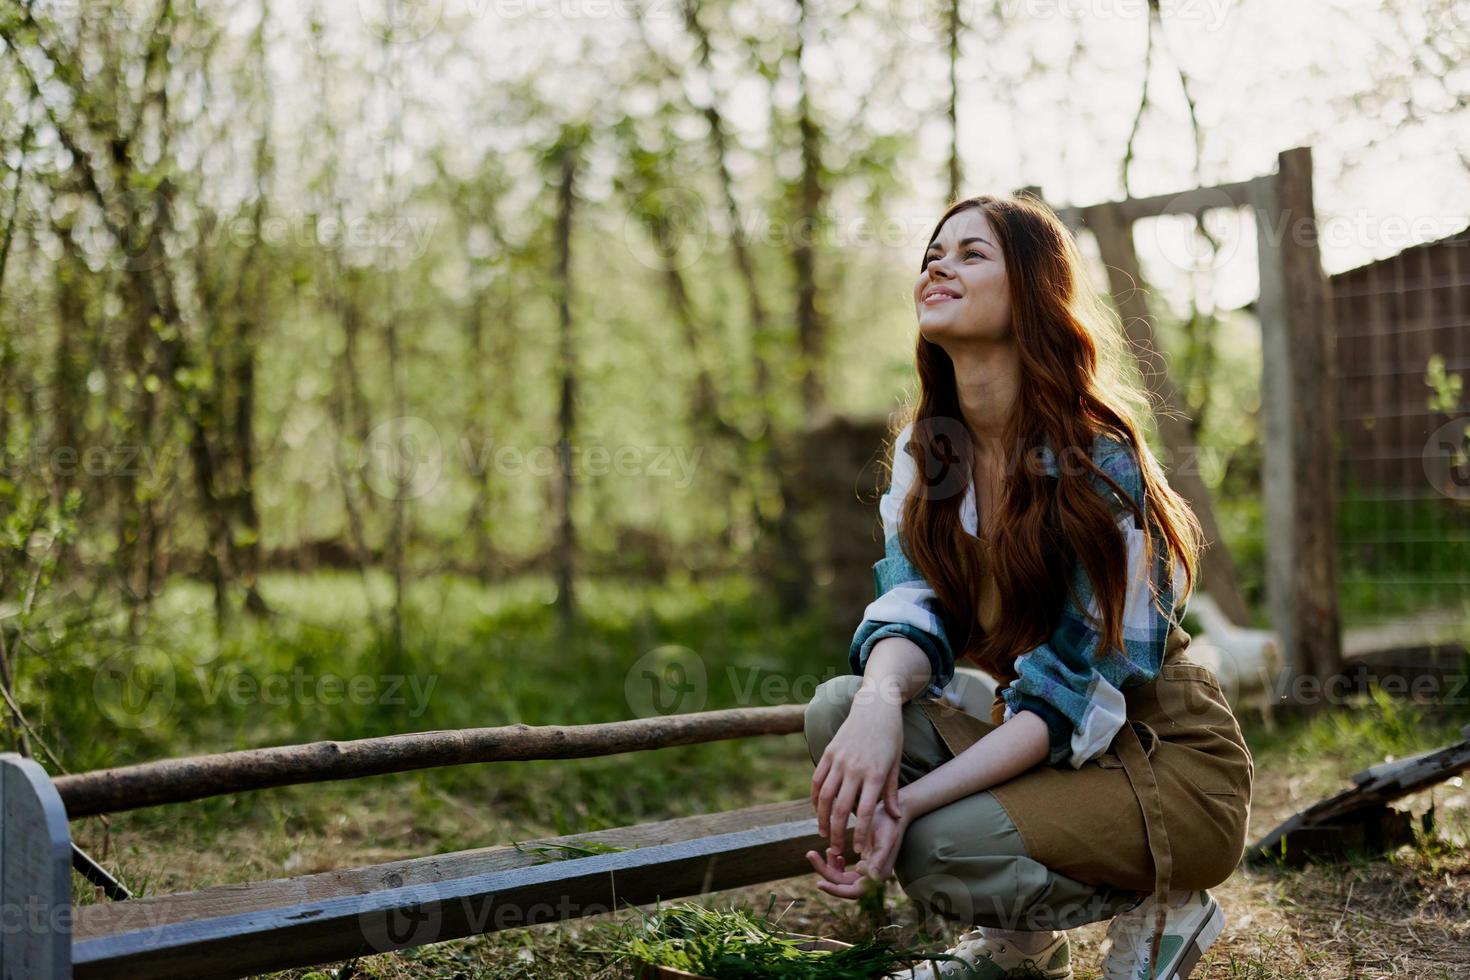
[803,193,1253,980]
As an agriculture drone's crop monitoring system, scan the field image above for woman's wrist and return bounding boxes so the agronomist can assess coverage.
[896,779,935,821]
[854,673,909,711]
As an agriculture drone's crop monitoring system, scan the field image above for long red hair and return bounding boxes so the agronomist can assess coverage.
[894,193,1203,680]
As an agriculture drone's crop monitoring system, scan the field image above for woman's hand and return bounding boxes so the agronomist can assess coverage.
[805,797,912,899]
[810,685,904,857]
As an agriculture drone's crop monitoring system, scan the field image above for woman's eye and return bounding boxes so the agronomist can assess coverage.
[924,251,981,266]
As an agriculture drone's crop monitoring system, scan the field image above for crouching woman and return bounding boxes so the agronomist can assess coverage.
[804,193,1253,980]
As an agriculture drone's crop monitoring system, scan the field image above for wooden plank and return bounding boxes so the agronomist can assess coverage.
[1251,146,1343,697]
[1029,177,1258,236]
[1112,177,1259,225]
[1251,733,1470,859]
[71,800,844,980]
[74,799,814,939]
[1,753,73,980]
[55,705,807,818]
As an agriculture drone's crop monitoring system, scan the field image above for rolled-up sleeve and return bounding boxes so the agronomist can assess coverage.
[1000,442,1187,768]
[846,422,956,700]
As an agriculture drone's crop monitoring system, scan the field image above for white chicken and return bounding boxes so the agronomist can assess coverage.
[1183,591,1284,730]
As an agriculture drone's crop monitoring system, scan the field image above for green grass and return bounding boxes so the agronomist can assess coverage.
[592,901,948,979]
[40,570,834,900]
[1242,681,1470,776]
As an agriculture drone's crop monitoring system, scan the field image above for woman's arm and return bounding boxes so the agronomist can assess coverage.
[847,421,960,700]
[855,635,935,704]
[897,708,1050,819]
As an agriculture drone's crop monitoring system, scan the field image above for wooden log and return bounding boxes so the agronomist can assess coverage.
[55,704,807,818]
[71,799,846,980]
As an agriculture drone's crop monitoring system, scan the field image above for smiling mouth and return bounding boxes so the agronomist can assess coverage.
[923,292,959,304]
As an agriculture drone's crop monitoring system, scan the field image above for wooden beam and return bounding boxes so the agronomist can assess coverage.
[1035,177,1261,235]
[72,800,841,980]
[55,705,807,818]
[1112,178,1258,225]
[1251,146,1343,697]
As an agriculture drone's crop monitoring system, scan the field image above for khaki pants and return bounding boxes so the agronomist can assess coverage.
[805,674,1149,931]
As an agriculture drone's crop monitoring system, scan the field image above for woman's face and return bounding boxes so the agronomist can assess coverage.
[914,208,1012,344]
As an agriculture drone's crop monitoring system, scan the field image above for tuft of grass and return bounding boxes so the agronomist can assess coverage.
[510,839,629,863]
[591,901,956,980]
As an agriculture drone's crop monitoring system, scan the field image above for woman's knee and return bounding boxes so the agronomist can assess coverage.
[804,674,864,763]
[893,799,1037,928]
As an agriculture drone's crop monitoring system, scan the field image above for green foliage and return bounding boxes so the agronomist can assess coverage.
[42,571,832,839]
[1425,353,1464,414]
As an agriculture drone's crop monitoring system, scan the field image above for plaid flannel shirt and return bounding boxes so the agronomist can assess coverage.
[848,420,1189,769]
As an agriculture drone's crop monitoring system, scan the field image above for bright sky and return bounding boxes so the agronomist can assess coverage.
[270,0,1467,314]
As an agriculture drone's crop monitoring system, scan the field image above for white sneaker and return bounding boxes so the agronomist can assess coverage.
[886,928,1072,979]
[1100,889,1224,980]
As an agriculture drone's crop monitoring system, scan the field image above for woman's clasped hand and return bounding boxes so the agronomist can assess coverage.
[805,682,911,898]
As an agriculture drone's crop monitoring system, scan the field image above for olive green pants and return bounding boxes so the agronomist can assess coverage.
[804,674,1148,931]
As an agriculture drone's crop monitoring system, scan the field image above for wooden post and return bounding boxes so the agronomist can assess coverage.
[1,753,72,979]
[1251,146,1343,705]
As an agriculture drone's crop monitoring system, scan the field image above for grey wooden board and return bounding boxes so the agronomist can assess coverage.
[75,799,814,938]
[73,800,841,980]
[1,752,72,980]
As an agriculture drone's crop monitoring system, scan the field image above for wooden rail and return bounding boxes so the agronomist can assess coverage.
[55,704,807,817]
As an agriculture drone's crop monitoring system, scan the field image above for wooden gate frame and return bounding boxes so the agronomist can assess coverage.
[1036,145,1343,695]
